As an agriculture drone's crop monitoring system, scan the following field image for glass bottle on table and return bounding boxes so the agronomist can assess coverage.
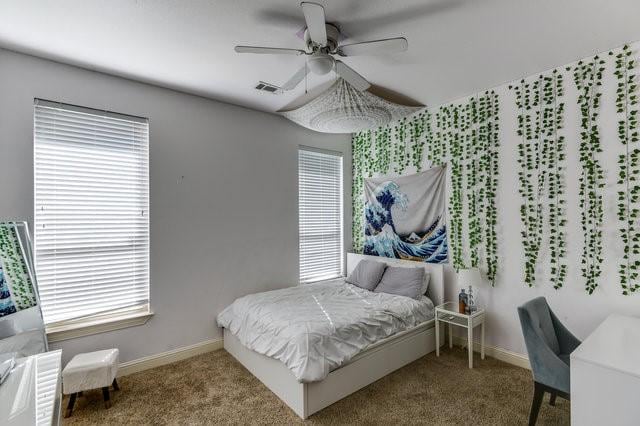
[467,286,476,314]
[458,288,467,314]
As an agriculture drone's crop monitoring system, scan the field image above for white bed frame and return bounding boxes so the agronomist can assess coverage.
[223,253,445,419]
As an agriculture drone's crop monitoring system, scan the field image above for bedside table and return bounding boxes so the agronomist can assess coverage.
[435,301,485,368]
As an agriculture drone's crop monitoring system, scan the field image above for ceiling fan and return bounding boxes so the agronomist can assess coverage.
[235,2,408,92]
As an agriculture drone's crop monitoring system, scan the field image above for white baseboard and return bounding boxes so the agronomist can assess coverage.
[451,336,530,370]
[118,338,223,377]
[115,335,526,378]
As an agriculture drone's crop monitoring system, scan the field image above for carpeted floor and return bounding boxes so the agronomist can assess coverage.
[62,347,569,425]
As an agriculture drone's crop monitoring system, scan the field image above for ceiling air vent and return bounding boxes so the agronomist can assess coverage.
[255,81,282,94]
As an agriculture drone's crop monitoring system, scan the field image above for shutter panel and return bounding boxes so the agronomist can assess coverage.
[34,99,149,324]
[298,148,343,283]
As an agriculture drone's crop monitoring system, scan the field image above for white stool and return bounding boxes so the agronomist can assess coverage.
[62,348,120,417]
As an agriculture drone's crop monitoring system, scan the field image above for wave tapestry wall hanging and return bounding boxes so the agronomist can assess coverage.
[364,166,448,263]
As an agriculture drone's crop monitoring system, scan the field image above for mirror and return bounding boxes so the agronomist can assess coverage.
[0,221,48,356]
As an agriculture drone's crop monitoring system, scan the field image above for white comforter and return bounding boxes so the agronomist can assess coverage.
[217,279,434,383]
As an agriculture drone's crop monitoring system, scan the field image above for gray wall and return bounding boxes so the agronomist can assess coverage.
[0,48,352,364]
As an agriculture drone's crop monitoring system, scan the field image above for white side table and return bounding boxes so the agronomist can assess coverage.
[435,301,485,368]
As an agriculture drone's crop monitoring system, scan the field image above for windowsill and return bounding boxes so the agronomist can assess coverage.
[46,308,153,343]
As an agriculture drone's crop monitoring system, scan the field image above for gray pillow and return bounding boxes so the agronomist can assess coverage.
[374,266,425,300]
[346,260,386,291]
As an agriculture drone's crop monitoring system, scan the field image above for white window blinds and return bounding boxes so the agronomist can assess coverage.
[298,147,343,283]
[34,99,149,325]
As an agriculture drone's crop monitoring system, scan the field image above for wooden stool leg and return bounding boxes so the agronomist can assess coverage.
[549,393,557,406]
[102,387,112,409]
[112,378,120,391]
[65,393,77,418]
[78,391,83,397]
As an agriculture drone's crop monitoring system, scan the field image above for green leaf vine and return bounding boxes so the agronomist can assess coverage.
[351,130,373,253]
[351,95,500,282]
[479,91,500,283]
[351,112,429,253]
[511,79,542,286]
[447,104,466,269]
[410,111,429,170]
[511,69,567,289]
[392,118,408,174]
[465,98,481,268]
[544,71,567,290]
[611,44,640,295]
[435,93,500,280]
[374,126,392,174]
[571,56,605,294]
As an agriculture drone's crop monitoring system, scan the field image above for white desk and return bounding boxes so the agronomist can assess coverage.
[0,350,62,426]
[571,314,640,426]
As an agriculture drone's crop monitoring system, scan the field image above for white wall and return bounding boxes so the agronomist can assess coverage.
[469,46,639,355]
[0,48,351,364]
[352,41,640,358]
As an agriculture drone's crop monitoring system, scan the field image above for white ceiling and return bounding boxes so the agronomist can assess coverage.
[1,0,640,114]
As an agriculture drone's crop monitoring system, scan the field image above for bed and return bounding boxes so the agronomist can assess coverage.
[218,253,445,419]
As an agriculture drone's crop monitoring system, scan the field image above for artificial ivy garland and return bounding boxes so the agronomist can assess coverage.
[435,93,500,281]
[351,130,373,253]
[410,111,430,170]
[512,79,543,287]
[544,71,567,290]
[611,45,640,295]
[351,112,430,253]
[510,71,567,289]
[571,56,606,294]
[352,96,500,284]
[480,91,500,283]
[446,104,466,269]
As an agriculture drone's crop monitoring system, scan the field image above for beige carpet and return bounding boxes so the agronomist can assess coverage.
[63,347,569,425]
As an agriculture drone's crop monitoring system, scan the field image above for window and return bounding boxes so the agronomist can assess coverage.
[298,147,343,283]
[34,99,149,327]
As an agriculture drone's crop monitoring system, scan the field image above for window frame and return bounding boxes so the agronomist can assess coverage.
[33,99,152,339]
[298,146,345,284]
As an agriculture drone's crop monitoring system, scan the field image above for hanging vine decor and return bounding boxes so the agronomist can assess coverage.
[464,98,481,268]
[434,93,501,277]
[544,71,567,290]
[351,112,429,253]
[572,56,606,294]
[611,45,640,295]
[392,118,408,174]
[480,91,500,283]
[511,79,541,287]
[410,111,429,170]
[447,104,466,269]
[373,126,391,174]
[510,70,567,289]
[351,92,500,281]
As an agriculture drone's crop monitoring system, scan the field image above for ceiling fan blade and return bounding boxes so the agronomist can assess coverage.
[282,65,310,91]
[234,46,305,55]
[334,60,370,92]
[337,37,408,57]
[301,2,327,46]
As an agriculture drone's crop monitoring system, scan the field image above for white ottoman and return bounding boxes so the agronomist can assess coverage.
[62,348,120,417]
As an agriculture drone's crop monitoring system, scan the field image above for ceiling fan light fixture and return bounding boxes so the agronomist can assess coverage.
[280,78,423,134]
[307,53,335,75]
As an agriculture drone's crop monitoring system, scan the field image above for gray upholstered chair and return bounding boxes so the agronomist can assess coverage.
[517,297,581,426]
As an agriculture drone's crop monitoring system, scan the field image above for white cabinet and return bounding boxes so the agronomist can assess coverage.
[571,315,640,426]
[0,350,62,426]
